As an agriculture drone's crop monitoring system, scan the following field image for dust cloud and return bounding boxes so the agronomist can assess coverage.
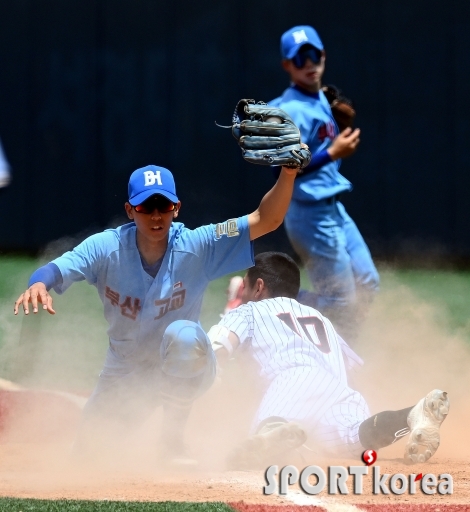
[352,267,470,461]
[0,258,468,498]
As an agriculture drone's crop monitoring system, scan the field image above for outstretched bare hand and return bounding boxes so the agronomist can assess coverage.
[13,282,56,316]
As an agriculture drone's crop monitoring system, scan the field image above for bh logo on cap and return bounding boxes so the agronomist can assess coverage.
[144,169,162,186]
[128,165,178,206]
[281,25,324,59]
[292,29,309,44]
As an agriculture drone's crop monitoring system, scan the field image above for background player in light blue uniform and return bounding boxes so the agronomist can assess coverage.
[0,137,11,189]
[270,25,380,341]
[13,163,299,463]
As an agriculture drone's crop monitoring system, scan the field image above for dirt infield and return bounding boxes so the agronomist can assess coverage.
[0,355,469,508]
[0,441,468,506]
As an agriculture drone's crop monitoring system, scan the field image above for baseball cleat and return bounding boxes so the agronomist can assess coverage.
[404,389,449,464]
[226,420,307,471]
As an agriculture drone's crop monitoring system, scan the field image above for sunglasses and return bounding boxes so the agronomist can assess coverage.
[134,195,176,214]
[292,47,323,69]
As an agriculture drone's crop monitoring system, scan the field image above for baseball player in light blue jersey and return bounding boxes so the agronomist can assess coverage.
[270,26,380,341]
[13,163,300,464]
[209,252,449,469]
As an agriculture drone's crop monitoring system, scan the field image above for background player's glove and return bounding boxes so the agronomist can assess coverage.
[321,85,356,133]
[227,99,311,170]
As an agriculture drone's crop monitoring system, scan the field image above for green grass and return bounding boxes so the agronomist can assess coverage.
[0,256,40,301]
[0,256,109,390]
[382,268,470,335]
[0,499,232,511]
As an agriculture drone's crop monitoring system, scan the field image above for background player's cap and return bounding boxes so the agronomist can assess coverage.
[128,165,178,206]
[281,25,323,59]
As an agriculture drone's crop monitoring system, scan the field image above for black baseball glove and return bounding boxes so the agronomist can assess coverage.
[321,85,356,132]
[224,99,311,169]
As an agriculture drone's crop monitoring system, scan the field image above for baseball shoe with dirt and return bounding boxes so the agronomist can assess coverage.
[226,420,307,470]
[404,389,449,464]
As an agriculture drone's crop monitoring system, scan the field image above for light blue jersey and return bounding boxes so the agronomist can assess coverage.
[270,86,352,201]
[52,216,254,368]
[270,84,379,342]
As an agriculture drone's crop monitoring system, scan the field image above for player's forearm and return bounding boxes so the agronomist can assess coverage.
[208,325,240,367]
[28,263,63,291]
[248,167,297,240]
[299,150,333,178]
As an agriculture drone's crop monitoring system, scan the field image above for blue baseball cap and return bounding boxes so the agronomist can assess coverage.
[128,165,178,206]
[281,25,324,59]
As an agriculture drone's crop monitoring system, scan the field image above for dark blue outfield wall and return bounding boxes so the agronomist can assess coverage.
[0,0,469,263]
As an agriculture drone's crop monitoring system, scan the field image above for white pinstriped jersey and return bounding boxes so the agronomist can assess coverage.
[219,297,370,457]
[219,297,348,383]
